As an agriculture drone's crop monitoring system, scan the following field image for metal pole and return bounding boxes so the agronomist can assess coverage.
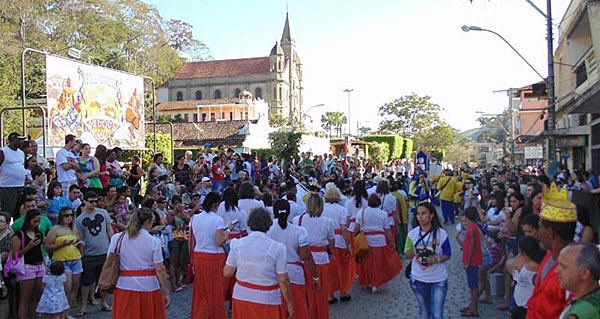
[1,106,47,158]
[343,89,353,136]
[509,88,516,168]
[21,48,47,137]
[142,76,156,153]
[546,0,556,161]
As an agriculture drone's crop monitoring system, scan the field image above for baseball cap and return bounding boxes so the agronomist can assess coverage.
[7,132,25,140]
[201,177,211,183]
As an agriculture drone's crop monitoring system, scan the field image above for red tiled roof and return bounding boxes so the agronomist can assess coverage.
[173,57,271,79]
[145,121,248,142]
[157,98,241,112]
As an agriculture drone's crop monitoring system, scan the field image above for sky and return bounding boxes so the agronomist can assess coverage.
[144,0,571,134]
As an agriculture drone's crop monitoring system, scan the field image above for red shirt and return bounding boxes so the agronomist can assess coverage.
[211,163,224,182]
[462,223,482,266]
[526,251,569,319]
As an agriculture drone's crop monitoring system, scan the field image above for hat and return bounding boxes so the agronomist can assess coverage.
[540,183,577,223]
[201,177,211,183]
[7,132,25,140]
[373,175,381,184]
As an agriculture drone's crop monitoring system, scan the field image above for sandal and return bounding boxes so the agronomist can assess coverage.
[175,286,185,292]
[101,305,112,311]
[461,310,480,317]
[76,311,86,317]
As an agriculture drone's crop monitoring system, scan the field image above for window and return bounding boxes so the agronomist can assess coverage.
[176,91,183,101]
[214,90,222,99]
[229,112,233,120]
[193,113,198,122]
[221,112,225,119]
[576,63,587,87]
[245,112,248,119]
[202,113,207,122]
[255,87,262,99]
[234,88,241,98]
[184,114,189,122]
[278,61,282,70]
[195,90,202,100]
[211,113,216,121]
[273,86,277,99]
[279,87,283,101]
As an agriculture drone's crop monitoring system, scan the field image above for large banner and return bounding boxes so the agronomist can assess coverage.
[46,55,145,149]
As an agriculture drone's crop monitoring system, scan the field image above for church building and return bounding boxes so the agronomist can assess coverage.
[157,14,303,123]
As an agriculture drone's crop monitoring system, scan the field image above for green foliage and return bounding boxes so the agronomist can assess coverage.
[369,142,389,168]
[252,148,276,160]
[268,131,302,162]
[378,93,442,139]
[402,139,413,159]
[321,111,347,137]
[431,150,445,162]
[415,122,459,152]
[362,135,403,160]
[358,126,372,137]
[269,113,290,128]
[123,132,172,167]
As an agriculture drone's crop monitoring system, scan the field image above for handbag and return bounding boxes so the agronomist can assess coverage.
[354,209,369,257]
[98,232,126,290]
[4,231,26,277]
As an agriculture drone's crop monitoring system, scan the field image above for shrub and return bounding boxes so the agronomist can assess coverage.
[362,135,403,160]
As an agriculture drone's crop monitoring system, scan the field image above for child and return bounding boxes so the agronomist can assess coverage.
[456,207,483,317]
[506,236,545,319]
[479,232,505,304]
[114,193,130,225]
[36,261,70,319]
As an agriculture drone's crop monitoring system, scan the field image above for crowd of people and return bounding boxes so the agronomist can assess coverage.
[0,130,598,319]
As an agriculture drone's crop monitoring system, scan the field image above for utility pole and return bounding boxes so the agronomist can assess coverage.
[343,89,353,136]
[545,0,556,161]
[508,88,517,168]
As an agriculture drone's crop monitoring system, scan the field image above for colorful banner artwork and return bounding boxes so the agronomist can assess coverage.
[46,55,145,149]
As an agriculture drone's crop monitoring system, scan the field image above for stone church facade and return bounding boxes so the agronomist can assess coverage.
[157,14,303,123]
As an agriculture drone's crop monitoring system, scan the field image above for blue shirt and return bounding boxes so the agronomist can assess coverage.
[46,196,74,225]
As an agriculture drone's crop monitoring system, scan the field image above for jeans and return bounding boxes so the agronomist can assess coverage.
[410,279,448,319]
[441,200,455,224]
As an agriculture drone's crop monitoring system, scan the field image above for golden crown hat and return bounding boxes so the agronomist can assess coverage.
[540,183,577,223]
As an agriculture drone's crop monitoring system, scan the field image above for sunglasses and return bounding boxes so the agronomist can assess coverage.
[63,214,74,217]
[87,200,98,204]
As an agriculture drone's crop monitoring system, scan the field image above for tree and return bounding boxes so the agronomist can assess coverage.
[268,131,302,162]
[416,122,459,152]
[378,93,442,139]
[270,113,290,128]
[358,126,372,137]
[369,142,389,168]
[321,111,347,137]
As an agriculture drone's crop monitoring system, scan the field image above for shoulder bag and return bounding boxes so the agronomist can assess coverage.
[354,209,369,257]
[98,232,126,290]
[4,231,26,277]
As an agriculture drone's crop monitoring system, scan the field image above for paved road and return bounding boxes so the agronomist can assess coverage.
[81,225,509,319]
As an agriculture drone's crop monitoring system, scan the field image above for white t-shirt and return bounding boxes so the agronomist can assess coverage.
[238,199,264,219]
[56,147,77,183]
[322,203,348,249]
[108,229,163,292]
[287,200,304,223]
[0,146,25,187]
[190,211,226,253]
[486,207,506,231]
[354,207,389,247]
[345,196,367,232]
[216,203,248,237]
[292,214,334,265]
[378,193,398,227]
[226,232,287,305]
[405,227,451,283]
[267,220,309,285]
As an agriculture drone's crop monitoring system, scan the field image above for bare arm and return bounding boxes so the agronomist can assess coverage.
[278,273,294,319]
[385,228,395,250]
[223,264,236,278]
[155,262,170,308]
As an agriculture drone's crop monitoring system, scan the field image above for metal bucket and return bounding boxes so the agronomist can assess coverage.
[488,273,505,296]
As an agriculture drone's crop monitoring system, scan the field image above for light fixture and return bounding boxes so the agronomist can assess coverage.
[67,47,82,59]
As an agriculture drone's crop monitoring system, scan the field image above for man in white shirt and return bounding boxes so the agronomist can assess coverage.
[56,134,80,194]
[0,133,27,218]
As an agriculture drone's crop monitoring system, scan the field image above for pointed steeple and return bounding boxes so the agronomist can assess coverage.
[281,13,293,45]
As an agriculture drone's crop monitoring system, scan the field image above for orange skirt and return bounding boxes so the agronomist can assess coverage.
[232,298,284,319]
[304,264,329,319]
[282,283,309,319]
[357,245,402,287]
[332,247,356,295]
[326,252,341,295]
[191,252,227,319]
[112,288,166,319]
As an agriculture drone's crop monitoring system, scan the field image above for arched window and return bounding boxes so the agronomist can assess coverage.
[234,88,241,98]
[176,91,183,101]
[214,90,221,99]
[278,87,283,101]
[195,90,202,100]
[255,87,262,99]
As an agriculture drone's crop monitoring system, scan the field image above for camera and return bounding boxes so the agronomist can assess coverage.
[416,247,434,266]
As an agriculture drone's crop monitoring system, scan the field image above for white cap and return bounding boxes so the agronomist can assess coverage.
[373,175,381,184]
[201,177,211,183]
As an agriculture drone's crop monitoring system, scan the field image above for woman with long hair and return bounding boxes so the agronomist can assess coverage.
[77,143,102,194]
[189,192,234,319]
[482,191,506,235]
[345,180,368,247]
[109,208,170,318]
[12,209,45,319]
[354,193,402,293]
[93,144,110,189]
[405,202,451,319]
[224,208,294,319]
[237,182,264,214]
[322,186,353,303]
[292,194,334,319]
[268,199,319,319]
[45,207,84,311]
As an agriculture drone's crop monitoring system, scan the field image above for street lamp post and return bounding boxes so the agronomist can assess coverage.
[463,0,556,161]
[301,103,324,130]
[343,89,353,136]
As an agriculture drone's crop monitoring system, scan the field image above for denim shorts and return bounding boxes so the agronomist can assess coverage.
[16,264,45,282]
[60,259,83,274]
[466,266,479,289]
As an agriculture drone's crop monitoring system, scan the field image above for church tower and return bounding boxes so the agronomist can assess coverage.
[280,13,303,126]
[269,41,285,117]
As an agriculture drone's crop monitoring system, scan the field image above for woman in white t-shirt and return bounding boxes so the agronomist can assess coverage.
[345,180,369,245]
[237,182,264,219]
[354,194,402,293]
[189,192,234,319]
[322,187,354,303]
[404,202,451,319]
[109,208,170,319]
[268,200,320,319]
[292,194,334,319]
[484,191,506,234]
[224,208,293,319]
[375,180,398,244]
[506,235,544,319]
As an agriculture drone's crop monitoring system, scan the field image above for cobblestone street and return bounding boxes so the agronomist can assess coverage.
[82,224,509,319]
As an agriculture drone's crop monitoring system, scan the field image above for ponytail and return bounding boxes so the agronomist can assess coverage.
[127,207,153,238]
[273,199,290,229]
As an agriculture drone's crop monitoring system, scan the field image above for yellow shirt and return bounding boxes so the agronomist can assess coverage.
[52,235,82,261]
[437,175,457,202]
[460,172,471,181]
[454,181,464,203]
[392,192,409,224]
